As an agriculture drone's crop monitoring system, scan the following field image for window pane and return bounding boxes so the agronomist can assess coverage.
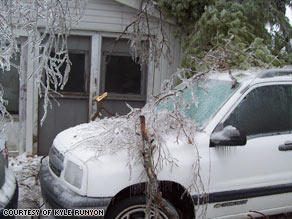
[50,52,86,93]
[224,85,291,136]
[105,55,141,94]
[0,55,20,114]
[61,53,85,93]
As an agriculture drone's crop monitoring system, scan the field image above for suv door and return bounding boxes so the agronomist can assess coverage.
[208,83,292,218]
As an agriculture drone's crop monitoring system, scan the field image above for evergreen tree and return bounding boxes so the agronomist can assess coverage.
[157,0,292,71]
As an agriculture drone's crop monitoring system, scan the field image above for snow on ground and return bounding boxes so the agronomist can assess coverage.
[9,153,43,218]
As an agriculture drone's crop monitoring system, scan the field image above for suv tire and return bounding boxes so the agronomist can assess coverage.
[106,195,179,219]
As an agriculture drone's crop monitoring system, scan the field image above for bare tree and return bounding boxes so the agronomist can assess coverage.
[0,0,85,128]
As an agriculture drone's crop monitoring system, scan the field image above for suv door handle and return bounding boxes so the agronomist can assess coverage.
[278,141,292,151]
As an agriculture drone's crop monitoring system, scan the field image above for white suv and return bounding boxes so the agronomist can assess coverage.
[40,69,292,218]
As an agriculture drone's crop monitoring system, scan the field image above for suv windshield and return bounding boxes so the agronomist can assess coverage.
[158,79,239,128]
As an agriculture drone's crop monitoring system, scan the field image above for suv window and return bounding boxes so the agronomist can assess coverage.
[158,79,239,128]
[223,85,292,137]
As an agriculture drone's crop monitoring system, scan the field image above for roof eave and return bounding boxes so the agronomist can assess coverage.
[114,0,176,25]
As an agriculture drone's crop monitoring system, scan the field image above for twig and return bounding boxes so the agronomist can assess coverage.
[248,210,269,218]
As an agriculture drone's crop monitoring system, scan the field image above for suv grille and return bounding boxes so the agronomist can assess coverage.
[49,146,64,177]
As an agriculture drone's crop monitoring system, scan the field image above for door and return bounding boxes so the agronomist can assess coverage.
[38,36,90,155]
[208,83,292,217]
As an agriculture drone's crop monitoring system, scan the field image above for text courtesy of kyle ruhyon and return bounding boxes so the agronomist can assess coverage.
[2,209,105,217]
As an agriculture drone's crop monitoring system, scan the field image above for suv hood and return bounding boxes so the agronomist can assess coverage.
[53,120,112,153]
[53,117,130,161]
[53,110,202,163]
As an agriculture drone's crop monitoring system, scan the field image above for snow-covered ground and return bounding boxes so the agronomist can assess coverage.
[7,154,292,219]
[9,153,43,218]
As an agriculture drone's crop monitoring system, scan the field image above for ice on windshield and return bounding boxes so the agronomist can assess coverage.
[158,79,238,127]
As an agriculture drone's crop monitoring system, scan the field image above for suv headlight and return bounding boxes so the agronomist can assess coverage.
[64,160,83,189]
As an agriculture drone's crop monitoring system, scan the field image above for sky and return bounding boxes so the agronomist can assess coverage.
[287,7,292,25]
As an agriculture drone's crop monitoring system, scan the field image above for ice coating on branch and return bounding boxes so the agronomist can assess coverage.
[54,67,263,160]
[54,70,204,168]
[0,0,85,123]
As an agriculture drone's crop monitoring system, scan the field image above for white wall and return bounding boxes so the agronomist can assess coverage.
[74,0,139,32]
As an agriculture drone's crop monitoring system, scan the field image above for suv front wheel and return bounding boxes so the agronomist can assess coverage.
[106,195,179,219]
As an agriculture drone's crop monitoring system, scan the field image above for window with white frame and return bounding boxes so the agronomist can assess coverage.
[101,38,146,99]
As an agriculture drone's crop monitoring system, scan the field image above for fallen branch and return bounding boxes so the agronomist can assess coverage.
[247,210,269,219]
[140,115,178,219]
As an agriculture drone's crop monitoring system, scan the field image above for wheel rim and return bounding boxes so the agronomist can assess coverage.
[115,204,169,219]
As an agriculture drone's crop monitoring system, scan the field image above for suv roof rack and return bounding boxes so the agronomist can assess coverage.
[257,69,292,79]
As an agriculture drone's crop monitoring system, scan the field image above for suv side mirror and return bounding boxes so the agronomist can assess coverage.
[210,125,246,147]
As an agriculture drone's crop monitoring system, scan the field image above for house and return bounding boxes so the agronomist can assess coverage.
[1,0,181,155]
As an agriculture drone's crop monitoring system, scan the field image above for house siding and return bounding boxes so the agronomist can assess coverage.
[74,0,138,32]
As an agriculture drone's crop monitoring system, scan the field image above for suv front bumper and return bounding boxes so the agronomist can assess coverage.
[39,157,112,218]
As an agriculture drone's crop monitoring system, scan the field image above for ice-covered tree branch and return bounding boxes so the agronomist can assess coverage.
[0,0,86,126]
